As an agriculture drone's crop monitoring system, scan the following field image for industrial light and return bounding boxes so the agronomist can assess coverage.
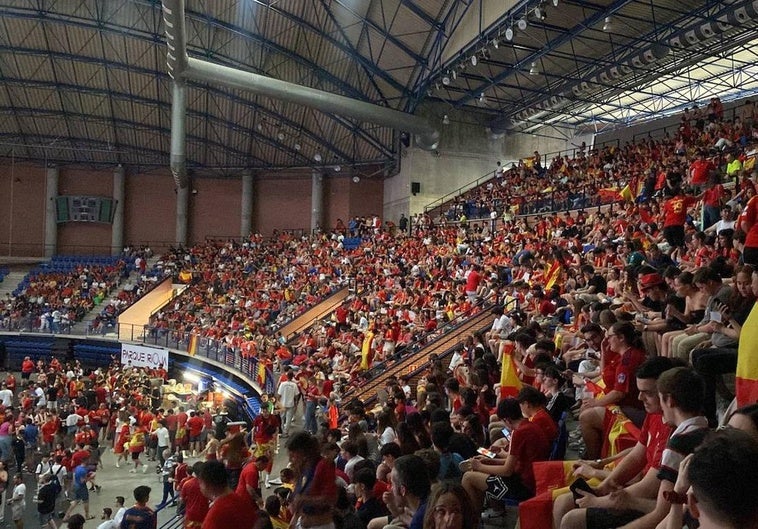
[294,143,301,151]
[442,74,451,85]
[277,132,285,141]
[492,38,499,49]
[479,93,487,104]
[505,26,514,41]
[471,55,478,66]
[333,165,341,172]
[529,62,539,75]
[314,153,322,162]
[452,69,457,80]
[517,17,528,30]
[442,114,450,125]
[552,0,559,6]
[603,16,612,32]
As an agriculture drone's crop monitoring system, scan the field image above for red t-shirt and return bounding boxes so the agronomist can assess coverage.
[529,409,558,444]
[739,195,758,249]
[235,462,260,498]
[465,270,482,292]
[639,413,672,474]
[663,195,698,227]
[510,420,551,494]
[180,477,210,524]
[602,347,646,409]
[202,491,257,529]
[21,360,34,374]
[187,416,204,438]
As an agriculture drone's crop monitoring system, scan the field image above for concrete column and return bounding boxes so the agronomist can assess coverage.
[176,185,189,247]
[111,165,125,255]
[311,170,323,233]
[44,166,59,257]
[240,170,253,238]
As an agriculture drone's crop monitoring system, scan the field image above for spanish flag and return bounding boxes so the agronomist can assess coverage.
[736,303,758,407]
[257,361,267,387]
[601,407,641,458]
[544,260,562,290]
[499,342,523,399]
[178,270,192,283]
[584,379,605,397]
[619,184,634,202]
[187,334,198,356]
[360,330,374,371]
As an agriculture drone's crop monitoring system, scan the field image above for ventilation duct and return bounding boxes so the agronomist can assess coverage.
[161,0,440,187]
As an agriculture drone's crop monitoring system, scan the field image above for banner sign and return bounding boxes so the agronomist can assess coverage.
[121,343,169,370]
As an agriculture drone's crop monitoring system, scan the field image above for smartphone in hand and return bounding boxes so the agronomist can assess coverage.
[570,477,596,503]
[476,447,497,459]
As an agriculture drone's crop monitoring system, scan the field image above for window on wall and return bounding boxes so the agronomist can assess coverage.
[55,196,116,224]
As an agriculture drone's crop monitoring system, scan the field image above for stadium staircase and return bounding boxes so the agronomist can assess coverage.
[278,286,350,340]
[347,306,494,404]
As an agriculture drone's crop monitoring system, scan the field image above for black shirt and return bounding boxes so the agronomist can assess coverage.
[37,482,56,514]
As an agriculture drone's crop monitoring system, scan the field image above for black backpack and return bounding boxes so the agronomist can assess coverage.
[48,463,63,497]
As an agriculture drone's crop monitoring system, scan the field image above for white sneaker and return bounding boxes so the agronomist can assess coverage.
[115,462,120,468]
[142,465,148,473]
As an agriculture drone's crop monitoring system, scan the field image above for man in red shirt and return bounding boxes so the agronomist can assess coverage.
[21,357,35,381]
[236,456,268,501]
[186,412,204,457]
[739,193,758,266]
[465,264,482,302]
[198,460,257,529]
[662,186,700,249]
[252,407,279,487]
[688,151,715,189]
[180,462,209,529]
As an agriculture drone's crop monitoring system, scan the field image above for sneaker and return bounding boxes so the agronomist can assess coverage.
[268,478,282,486]
[95,485,102,493]
[129,469,137,473]
[142,464,148,473]
[115,462,120,468]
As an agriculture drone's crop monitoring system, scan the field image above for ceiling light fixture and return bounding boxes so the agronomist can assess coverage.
[314,153,322,162]
[603,16,612,32]
[294,143,301,151]
[471,55,478,66]
[517,17,528,30]
[479,93,487,104]
[492,38,499,49]
[277,132,285,141]
[442,74,451,85]
[552,0,559,6]
[505,26,514,41]
[442,114,450,125]
[529,61,539,75]
[333,165,341,172]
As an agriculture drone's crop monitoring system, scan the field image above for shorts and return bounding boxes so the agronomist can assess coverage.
[73,485,89,502]
[663,225,685,248]
[586,508,644,529]
[190,434,200,443]
[39,511,55,525]
[131,451,142,460]
[485,475,532,503]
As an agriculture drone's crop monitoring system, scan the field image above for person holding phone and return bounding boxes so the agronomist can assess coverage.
[461,398,551,516]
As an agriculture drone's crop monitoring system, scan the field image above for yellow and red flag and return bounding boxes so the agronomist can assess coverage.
[736,304,758,407]
[499,342,523,399]
[544,260,562,290]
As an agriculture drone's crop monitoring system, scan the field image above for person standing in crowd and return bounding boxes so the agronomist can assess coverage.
[120,486,156,529]
[276,372,298,437]
[8,473,25,529]
[197,460,257,529]
[287,432,337,529]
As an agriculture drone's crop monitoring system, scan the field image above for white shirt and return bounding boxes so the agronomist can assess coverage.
[97,520,116,529]
[34,387,46,406]
[113,507,127,527]
[0,389,12,407]
[10,483,25,516]
[156,426,171,448]
[277,380,298,408]
[65,413,83,427]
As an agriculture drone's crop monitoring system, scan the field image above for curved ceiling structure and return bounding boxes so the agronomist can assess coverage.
[0,0,756,173]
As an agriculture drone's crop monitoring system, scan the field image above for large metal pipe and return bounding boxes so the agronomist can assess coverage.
[170,81,188,188]
[184,58,439,150]
[160,0,440,180]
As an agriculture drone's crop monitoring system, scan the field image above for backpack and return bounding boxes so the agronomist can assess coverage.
[49,463,63,497]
